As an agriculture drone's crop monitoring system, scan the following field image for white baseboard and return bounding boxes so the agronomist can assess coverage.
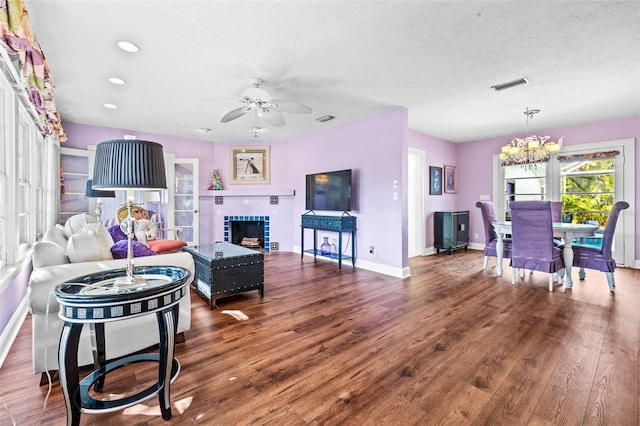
[292,247,409,278]
[0,295,28,368]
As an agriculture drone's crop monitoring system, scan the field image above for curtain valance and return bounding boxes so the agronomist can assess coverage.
[1,0,66,141]
[557,150,619,162]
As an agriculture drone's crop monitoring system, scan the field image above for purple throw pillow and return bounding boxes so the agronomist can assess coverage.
[110,240,156,259]
[108,225,127,242]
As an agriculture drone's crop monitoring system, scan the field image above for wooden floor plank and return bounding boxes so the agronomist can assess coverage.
[0,251,638,425]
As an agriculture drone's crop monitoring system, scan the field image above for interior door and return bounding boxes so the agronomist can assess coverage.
[167,158,199,246]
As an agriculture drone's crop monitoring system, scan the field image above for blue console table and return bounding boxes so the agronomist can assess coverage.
[301,214,356,269]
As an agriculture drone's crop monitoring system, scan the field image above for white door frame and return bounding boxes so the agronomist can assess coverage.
[408,148,426,257]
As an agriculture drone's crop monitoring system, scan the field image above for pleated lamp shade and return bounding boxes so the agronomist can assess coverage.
[92,139,167,190]
[85,179,116,198]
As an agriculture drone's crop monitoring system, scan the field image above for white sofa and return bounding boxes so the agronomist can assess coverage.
[27,214,194,378]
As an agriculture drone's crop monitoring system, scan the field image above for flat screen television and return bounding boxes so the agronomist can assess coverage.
[305,169,352,212]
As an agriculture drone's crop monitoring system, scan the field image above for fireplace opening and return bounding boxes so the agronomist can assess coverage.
[224,216,270,252]
[230,220,264,249]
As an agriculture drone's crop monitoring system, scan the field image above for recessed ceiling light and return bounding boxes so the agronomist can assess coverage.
[103,103,118,109]
[117,40,140,53]
[108,77,126,85]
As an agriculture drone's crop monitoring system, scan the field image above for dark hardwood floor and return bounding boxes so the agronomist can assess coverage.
[1,251,638,425]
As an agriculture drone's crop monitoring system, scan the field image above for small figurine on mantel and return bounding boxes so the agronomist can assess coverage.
[208,169,224,190]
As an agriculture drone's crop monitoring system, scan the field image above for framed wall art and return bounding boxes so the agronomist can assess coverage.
[429,166,442,195]
[230,146,270,184]
[444,165,457,194]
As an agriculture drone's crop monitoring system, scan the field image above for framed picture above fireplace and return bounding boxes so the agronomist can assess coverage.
[231,146,270,184]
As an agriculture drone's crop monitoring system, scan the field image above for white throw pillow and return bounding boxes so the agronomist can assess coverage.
[64,213,98,238]
[66,223,115,263]
[43,225,69,250]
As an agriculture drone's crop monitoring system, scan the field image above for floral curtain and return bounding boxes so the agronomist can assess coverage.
[0,0,66,141]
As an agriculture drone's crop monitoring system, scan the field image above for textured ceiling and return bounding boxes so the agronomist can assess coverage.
[26,1,640,143]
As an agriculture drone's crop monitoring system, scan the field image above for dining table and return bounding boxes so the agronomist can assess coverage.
[492,221,599,288]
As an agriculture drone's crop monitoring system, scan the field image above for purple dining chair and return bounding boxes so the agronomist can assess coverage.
[475,201,512,269]
[509,201,565,291]
[572,201,629,291]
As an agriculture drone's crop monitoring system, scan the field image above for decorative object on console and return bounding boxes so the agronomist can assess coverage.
[209,169,224,190]
[92,139,167,284]
[231,145,270,184]
[320,237,331,255]
[499,108,563,168]
[444,165,456,194]
[429,166,442,195]
[85,179,115,222]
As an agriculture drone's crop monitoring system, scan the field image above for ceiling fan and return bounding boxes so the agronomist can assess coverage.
[220,77,312,128]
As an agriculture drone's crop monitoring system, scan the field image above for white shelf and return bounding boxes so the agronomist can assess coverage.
[199,188,295,197]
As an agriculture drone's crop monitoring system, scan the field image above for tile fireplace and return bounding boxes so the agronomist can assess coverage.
[224,215,270,252]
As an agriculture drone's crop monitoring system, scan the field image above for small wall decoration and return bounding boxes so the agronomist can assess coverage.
[208,169,224,190]
[444,165,457,194]
[429,166,442,195]
[231,146,270,184]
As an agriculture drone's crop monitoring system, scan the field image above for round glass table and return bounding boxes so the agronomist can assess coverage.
[54,265,191,426]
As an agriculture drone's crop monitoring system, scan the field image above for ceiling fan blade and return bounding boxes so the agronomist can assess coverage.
[221,106,250,123]
[257,108,285,127]
[271,99,312,114]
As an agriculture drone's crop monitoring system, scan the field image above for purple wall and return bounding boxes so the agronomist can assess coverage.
[0,263,31,336]
[456,115,639,259]
[62,114,639,265]
[284,107,407,269]
[62,108,409,271]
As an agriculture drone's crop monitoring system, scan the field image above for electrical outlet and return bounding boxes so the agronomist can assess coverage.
[474,233,479,240]
[369,245,375,255]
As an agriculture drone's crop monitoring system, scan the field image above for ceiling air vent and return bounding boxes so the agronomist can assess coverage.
[490,77,530,91]
[316,115,335,123]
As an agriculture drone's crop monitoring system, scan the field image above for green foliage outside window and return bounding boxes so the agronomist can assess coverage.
[561,159,614,226]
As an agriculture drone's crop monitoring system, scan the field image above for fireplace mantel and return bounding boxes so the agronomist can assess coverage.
[199,188,295,197]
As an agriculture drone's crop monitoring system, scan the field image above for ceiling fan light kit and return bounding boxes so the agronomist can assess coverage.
[220,77,312,133]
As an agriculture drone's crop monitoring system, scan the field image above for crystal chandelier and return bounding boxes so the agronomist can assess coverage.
[500,108,563,167]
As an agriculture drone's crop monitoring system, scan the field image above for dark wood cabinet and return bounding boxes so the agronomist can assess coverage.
[434,211,469,254]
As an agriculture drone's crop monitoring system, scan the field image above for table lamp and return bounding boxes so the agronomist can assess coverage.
[85,179,115,222]
[92,139,167,284]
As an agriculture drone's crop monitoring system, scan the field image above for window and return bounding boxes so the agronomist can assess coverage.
[0,68,9,270]
[17,103,33,252]
[560,158,615,225]
[0,52,59,272]
[34,134,46,238]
